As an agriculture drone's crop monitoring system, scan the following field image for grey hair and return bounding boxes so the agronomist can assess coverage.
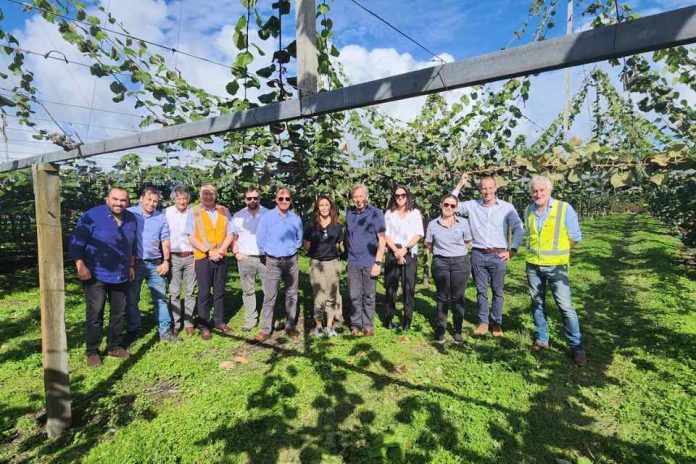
[172,184,191,200]
[529,175,553,194]
[351,183,368,197]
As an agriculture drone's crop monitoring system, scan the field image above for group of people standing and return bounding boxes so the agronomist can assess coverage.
[68,173,587,368]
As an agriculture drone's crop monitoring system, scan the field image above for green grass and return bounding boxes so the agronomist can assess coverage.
[0,213,694,463]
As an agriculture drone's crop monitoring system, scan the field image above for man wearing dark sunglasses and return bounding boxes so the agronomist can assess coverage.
[255,187,303,341]
[453,173,523,338]
[231,187,268,331]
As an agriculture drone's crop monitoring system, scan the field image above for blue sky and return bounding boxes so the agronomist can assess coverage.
[0,0,693,166]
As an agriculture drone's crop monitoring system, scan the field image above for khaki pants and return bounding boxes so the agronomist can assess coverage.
[309,258,341,324]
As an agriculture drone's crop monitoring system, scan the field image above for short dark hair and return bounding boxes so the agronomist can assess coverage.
[140,186,160,199]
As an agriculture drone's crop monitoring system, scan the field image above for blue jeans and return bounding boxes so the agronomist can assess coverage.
[471,249,507,325]
[127,260,172,336]
[526,263,584,352]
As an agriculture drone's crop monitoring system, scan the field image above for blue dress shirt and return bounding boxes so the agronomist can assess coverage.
[68,204,138,284]
[256,208,303,257]
[345,205,386,267]
[455,197,524,249]
[128,205,170,260]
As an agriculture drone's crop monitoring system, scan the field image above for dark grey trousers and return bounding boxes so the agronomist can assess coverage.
[260,255,299,334]
[84,278,127,355]
[347,263,377,329]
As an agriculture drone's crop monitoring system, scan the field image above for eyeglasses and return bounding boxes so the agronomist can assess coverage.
[245,196,259,201]
[394,193,407,199]
[442,203,457,208]
[277,196,291,202]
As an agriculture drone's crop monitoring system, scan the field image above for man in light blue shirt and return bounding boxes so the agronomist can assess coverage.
[126,186,179,343]
[453,173,523,337]
[255,187,303,341]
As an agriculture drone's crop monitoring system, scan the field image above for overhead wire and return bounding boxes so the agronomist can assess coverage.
[6,0,234,71]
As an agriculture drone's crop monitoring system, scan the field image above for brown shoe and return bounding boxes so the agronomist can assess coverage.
[531,341,548,352]
[86,353,102,368]
[491,324,503,337]
[200,328,212,341]
[106,347,130,359]
[214,323,231,334]
[474,323,489,335]
[256,331,270,342]
[185,327,195,336]
[286,329,299,340]
[351,327,362,337]
[363,328,375,337]
[573,351,588,367]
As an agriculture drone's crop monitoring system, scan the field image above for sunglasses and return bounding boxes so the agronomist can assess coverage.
[277,196,291,202]
[443,203,457,208]
[245,196,259,201]
[394,193,407,199]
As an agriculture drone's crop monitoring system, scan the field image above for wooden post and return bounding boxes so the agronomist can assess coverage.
[295,0,318,102]
[31,163,71,437]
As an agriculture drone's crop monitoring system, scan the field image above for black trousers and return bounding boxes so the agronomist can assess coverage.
[432,255,471,336]
[384,251,417,327]
[83,278,128,355]
[195,257,228,329]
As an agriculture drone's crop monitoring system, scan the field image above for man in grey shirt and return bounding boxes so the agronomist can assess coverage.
[453,173,523,337]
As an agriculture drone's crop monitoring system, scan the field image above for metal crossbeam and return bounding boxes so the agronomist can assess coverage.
[2,6,695,172]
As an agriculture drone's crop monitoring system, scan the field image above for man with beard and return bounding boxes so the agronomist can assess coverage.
[69,187,137,367]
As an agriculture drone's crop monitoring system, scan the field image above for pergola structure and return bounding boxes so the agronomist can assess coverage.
[1,2,695,437]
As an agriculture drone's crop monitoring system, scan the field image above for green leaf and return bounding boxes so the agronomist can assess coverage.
[610,171,632,188]
[225,81,239,96]
[649,173,666,185]
[318,3,330,14]
[256,64,275,78]
[234,51,254,68]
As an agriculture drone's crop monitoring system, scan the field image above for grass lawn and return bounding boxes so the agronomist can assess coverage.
[0,213,694,463]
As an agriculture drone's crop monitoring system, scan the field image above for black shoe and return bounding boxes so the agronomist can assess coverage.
[385,321,400,330]
[434,335,445,344]
[453,332,464,345]
[124,331,139,347]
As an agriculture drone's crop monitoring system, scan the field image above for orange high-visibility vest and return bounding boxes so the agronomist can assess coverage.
[192,204,229,260]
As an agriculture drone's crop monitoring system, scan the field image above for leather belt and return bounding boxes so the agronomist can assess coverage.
[172,251,193,257]
[474,247,506,254]
[266,253,298,261]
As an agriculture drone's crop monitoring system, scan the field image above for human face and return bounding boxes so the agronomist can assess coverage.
[200,187,217,208]
[441,199,458,218]
[174,194,189,212]
[140,192,160,215]
[318,199,331,218]
[276,190,291,213]
[352,187,367,211]
[106,189,128,218]
[531,182,551,208]
[245,191,260,210]
[394,188,407,209]
[479,178,497,205]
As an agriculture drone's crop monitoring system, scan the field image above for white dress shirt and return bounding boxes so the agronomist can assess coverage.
[231,206,268,255]
[385,208,424,255]
[165,205,193,253]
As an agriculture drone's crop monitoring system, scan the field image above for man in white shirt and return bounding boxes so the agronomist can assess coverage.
[231,187,268,331]
[165,185,196,336]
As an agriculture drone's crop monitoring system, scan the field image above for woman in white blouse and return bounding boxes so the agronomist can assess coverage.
[384,184,424,331]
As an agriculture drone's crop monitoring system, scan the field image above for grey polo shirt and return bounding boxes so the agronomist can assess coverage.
[425,217,473,257]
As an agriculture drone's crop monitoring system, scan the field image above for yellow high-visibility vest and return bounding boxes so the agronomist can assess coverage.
[524,201,571,266]
[192,204,229,260]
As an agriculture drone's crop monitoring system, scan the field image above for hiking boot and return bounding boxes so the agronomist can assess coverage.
[573,351,588,367]
[531,340,549,352]
[106,347,130,359]
[351,327,362,337]
[434,334,445,344]
[491,324,503,337]
[474,323,489,335]
[86,353,102,368]
[256,331,270,342]
[185,327,195,336]
[453,332,464,345]
[160,330,181,343]
[363,328,375,337]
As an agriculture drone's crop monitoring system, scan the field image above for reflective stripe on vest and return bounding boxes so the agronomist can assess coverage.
[525,201,571,265]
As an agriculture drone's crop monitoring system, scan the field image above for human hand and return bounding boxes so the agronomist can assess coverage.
[370,263,381,277]
[156,260,169,276]
[76,261,92,281]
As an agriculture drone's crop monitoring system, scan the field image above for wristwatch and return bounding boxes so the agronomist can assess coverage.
[374,260,381,265]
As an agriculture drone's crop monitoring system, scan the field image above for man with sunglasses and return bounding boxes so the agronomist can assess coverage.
[231,187,268,331]
[453,173,523,337]
[255,187,303,341]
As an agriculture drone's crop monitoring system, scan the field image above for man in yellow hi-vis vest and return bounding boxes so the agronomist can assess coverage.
[524,175,587,366]
[185,183,235,341]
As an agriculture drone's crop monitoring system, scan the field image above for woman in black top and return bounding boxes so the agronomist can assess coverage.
[303,195,344,337]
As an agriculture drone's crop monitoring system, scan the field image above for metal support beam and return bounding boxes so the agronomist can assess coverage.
[31,163,71,437]
[295,0,319,106]
[562,0,574,135]
[1,6,695,173]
